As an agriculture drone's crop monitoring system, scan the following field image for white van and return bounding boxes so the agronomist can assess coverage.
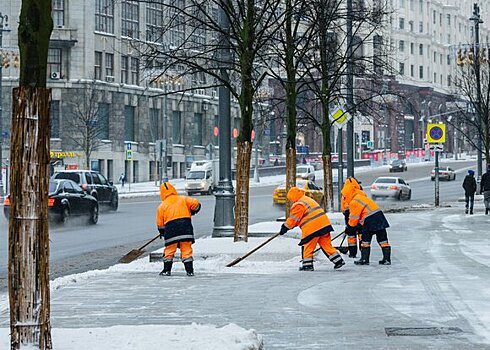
[184,161,216,195]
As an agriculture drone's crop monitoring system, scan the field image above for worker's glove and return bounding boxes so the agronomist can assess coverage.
[158,228,165,239]
[190,203,201,216]
[345,225,356,236]
[343,209,350,225]
[279,224,289,235]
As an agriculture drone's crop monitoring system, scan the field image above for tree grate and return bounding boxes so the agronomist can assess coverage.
[385,327,463,337]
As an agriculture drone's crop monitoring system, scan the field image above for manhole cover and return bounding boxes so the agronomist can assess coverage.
[385,327,463,336]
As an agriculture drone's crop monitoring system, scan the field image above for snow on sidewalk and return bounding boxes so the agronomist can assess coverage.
[0,324,263,350]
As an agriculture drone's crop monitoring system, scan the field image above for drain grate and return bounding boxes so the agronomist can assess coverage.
[385,327,463,337]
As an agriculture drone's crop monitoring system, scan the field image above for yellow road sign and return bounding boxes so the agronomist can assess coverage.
[427,123,446,143]
[126,150,133,161]
[329,107,352,128]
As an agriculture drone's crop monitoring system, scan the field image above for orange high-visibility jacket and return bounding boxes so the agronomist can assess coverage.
[156,182,200,246]
[347,191,389,233]
[285,187,333,245]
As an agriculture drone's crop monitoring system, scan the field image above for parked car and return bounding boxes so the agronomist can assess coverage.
[273,180,324,205]
[370,177,411,200]
[389,159,407,172]
[4,179,99,224]
[52,170,118,210]
[296,165,316,181]
[430,167,456,181]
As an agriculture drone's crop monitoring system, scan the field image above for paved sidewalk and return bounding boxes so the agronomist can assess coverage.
[1,202,489,349]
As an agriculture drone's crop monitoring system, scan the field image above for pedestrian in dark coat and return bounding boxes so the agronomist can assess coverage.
[481,164,490,215]
[462,170,477,214]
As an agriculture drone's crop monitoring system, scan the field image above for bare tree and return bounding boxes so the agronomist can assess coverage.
[136,0,284,240]
[9,0,53,348]
[64,80,110,169]
[454,47,490,163]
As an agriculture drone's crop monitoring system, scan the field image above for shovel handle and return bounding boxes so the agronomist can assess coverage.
[313,230,345,254]
[227,233,281,267]
[137,234,160,251]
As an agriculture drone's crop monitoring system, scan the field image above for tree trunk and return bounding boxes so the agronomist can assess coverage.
[322,154,334,211]
[9,87,52,349]
[285,147,296,216]
[234,141,252,241]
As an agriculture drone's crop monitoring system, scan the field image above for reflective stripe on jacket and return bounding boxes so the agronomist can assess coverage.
[285,194,333,246]
[348,193,389,233]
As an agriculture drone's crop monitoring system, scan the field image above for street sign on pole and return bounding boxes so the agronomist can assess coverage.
[125,150,133,161]
[330,107,352,129]
[427,124,446,143]
[366,140,374,149]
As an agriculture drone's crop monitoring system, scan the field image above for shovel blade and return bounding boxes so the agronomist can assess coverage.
[119,249,145,264]
[226,257,242,267]
[336,246,349,254]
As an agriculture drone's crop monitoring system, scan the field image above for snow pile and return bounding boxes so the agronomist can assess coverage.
[0,323,263,350]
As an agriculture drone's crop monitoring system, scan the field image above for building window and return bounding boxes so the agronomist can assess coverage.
[432,10,436,24]
[448,75,452,86]
[94,51,102,80]
[122,0,139,38]
[410,42,414,54]
[433,51,436,62]
[98,103,110,140]
[410,64,414,77]
[172,111,181,144]
[52,0,64,27]
[409,20,413,32]
[419,44,423,55]
[105,53,114,78]
[169,0,185,47]
[433,72,437,83]
[121,56,129,83]
[194,113,203,145]
[419,0,423,12]
[447,34,451,44]
[446,14,451,26]
[130,57,139,85]
[124,106,135,141]
[419,21,423,33]
[51,100,60,138]
[419,66,423,79]
[47,48,62,77]
[149,108,161,140]
[399,62,405,75]
[399,40,405,52]
[400,0,405,8]
[95,0,114,33]
[447,54,451,65]
[399,18,405,30]
[146,0,164,43]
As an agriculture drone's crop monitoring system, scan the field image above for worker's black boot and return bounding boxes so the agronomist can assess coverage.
[354,247,370,265]
[184,261,194,276]
[348,245,357,258]
[299,265,314,271]
[159,261,173,276]
[379,247,391,265]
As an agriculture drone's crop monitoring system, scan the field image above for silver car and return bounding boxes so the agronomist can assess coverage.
[370,177,412,200]
[296,165,315,181]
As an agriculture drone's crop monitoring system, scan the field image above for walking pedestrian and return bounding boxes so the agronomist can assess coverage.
[156,182,201,276]
[119,173,126,188]
[279,186,345,271]
[462,170,477,214]
[481,164,490,215]
[343,177,391,265]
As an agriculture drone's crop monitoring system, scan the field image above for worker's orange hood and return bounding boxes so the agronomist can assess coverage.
[341,177,361,204]
[287,187,305,202]
[160,182,177,201]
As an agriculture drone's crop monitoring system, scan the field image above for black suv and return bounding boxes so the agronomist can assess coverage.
[52,170,119,210]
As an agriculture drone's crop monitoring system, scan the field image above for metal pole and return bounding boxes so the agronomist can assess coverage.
[213,2,235,237]
[471,3,483,179]
[254,107,260,183]
[337,128,344,212]
[434,149,440,207]
[162,83,169,183]
[346,0,354,178]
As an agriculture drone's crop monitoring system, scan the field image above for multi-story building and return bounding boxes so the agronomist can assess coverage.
[0,0,240,184]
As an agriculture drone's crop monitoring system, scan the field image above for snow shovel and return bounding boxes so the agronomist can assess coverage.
[226,233,281,267]
[119,234,160,263]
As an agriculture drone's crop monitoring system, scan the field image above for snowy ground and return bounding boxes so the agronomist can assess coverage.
[1,201,489,349]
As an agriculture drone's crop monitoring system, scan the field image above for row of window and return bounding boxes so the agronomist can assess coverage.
[398,63,451,86]
[398,41,451,63]
[50,100,209,146]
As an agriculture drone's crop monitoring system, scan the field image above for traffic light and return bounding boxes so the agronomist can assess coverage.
[456,49,464,66]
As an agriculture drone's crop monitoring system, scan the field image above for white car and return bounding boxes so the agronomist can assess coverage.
[296,165,315,181]
[370,177,412,200]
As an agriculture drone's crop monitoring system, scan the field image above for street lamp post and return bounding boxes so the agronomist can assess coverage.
[470,3,484,179]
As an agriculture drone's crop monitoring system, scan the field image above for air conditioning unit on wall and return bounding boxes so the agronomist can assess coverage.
[50,72,61,80]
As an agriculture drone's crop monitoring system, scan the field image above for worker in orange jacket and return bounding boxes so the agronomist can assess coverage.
[279,187,345,271]
[343,178,391,265]
[341,177,364,258]
[156,182,201,276]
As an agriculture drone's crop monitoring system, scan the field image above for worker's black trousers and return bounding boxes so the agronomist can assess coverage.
[360,229,390,248]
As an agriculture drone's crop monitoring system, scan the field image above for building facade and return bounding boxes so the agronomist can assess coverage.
[0,0,240,184]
